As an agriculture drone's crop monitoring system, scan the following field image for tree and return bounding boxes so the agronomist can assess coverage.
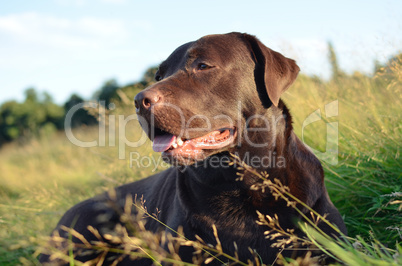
[0,100,20,143]
[327,41,344,80]
[0,88,64,145]
[64,94,97,128]
[93,79,120,108]
[141,66,158,86]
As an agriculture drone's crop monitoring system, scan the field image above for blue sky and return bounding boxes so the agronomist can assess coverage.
[1,0,401,104]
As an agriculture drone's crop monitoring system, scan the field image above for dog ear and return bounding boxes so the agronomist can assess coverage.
[243,34,300,107]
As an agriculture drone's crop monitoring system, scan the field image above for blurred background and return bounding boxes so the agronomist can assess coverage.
[1,0,401,104]
[0,1,401,265]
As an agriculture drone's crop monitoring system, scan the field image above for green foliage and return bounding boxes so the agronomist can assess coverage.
[64,94,98,128]
[0,66,159,146]
[91,66,157,108]
[328,41,346,83]
[93,79,120,108]
[284,49,401,247]
[0,88,64,145]
[141,66,158,86]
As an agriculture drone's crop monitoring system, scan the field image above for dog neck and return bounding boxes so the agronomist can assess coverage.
[179,101,324,209]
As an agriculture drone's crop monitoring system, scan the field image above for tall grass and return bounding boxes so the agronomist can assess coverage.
[283,64,401,246]
[0,59,401,264]
[0,102,167,265]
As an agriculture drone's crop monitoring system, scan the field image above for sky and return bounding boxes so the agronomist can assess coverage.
[1,0,401,104]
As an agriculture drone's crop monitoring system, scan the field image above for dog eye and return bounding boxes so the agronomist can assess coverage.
[198,63,210,70]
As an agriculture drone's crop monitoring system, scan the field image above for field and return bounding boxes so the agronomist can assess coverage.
[0,60,401,265]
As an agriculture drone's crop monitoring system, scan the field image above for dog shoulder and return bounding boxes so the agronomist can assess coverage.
[115,167,178,200]
[53,195,117,239]
[55,168,178,234]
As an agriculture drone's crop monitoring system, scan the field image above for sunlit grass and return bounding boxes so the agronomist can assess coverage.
[283,68,401,246]
[0,63,401,264]
[0,108,168,265]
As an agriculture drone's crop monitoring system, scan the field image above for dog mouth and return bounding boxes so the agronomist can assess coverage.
[152,127,237,158]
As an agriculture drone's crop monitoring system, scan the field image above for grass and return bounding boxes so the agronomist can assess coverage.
[0,107,167,265]
[0,61,401,264]
[285,69,401,247]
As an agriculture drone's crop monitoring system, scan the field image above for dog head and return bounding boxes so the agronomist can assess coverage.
[134,32,299,165]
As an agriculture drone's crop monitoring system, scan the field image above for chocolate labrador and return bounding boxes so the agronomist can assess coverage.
[40,32,346,265]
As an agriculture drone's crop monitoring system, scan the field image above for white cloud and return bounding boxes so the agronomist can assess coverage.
[53,0,88,7]
[0,12,129,50]
[54,0,127,6]
[259,37,331,78]
[101,0,127,3]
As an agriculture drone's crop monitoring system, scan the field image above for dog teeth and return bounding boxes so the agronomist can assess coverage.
[177,137,184,146]
[171,137,184,149]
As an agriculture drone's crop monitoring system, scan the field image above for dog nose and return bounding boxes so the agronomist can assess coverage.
[134,90,162,112]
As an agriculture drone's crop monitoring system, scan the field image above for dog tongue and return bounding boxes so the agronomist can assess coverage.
[153,134,176,152]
